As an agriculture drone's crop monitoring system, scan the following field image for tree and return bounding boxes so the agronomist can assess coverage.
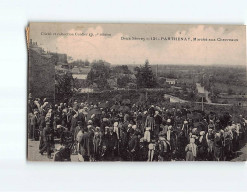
[86,60,111,90]
[55,72,75,101]
[84,59,90,67]
[117,76,130,88]
[112,65,131,74]
[135,59,156,88]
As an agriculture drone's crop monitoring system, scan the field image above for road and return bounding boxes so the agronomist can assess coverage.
[196,83,212,103]
[164,94,188,103]
[231,136,247,162]
[27,139,78,162]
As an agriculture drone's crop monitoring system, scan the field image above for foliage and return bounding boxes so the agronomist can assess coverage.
[112,65,131,74]
[70,59,90,68]
[86,60,111,90]
[55,72,76,100]
[135,60,156,88]
[117,76,130,88]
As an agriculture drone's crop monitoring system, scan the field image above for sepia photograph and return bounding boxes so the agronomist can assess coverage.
[27,23,247,162]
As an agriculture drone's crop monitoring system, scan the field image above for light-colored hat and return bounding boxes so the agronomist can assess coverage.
[88,120,93,124]
[184,120,188,124]
[167,119,171,123]
[132,125,137,130]
[200,131,205,136]
[56,145,65,151]
[190,138,195,143]
[192,128,197,134]
[128,124,132,128]
[57,125,62,128]
[159,137,166,141]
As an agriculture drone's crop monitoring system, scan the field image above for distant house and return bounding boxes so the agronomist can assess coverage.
[55,64,70,74]
[56,62,69,69]
[71,67,91,81]
[79,67,91,75]
[71,66,81,74]
[72,74,87,80]
[166,78,177,85]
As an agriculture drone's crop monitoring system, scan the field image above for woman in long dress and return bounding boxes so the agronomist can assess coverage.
[185,138,197,161]
[214,132,223,161]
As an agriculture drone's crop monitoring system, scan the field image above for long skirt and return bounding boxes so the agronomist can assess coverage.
[207,140,214,152]
[214,146,222,160]
[186,151,195,161]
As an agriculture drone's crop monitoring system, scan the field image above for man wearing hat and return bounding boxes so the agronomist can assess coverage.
[74,121,83,141]
[39,122,52,159]
[30,110,39,140]
[154,111,162,139]
[104,127,118,161]
[70,111,78,135]
[119,127,129,160]
[128,131,139,161]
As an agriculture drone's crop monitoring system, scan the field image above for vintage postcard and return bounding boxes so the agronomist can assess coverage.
[27,23,247,162]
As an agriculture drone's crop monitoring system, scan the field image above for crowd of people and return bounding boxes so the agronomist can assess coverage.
[28,94,247,161]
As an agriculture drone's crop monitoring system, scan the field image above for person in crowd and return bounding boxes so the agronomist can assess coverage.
[39,122,52,159]
[214,132,223,161]
[206,128,215,160]
[128,131,139,161]
[154,111,163,139]
[103,127,118,161]
[30,110,39,140]
[185,138,197,161]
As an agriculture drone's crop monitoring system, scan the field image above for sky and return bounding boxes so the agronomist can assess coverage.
[29,23,246,66]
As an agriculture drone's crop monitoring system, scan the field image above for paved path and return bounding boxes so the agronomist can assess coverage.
[27,139,78,162]
[196,83,212,103]
[231,138,247,162]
